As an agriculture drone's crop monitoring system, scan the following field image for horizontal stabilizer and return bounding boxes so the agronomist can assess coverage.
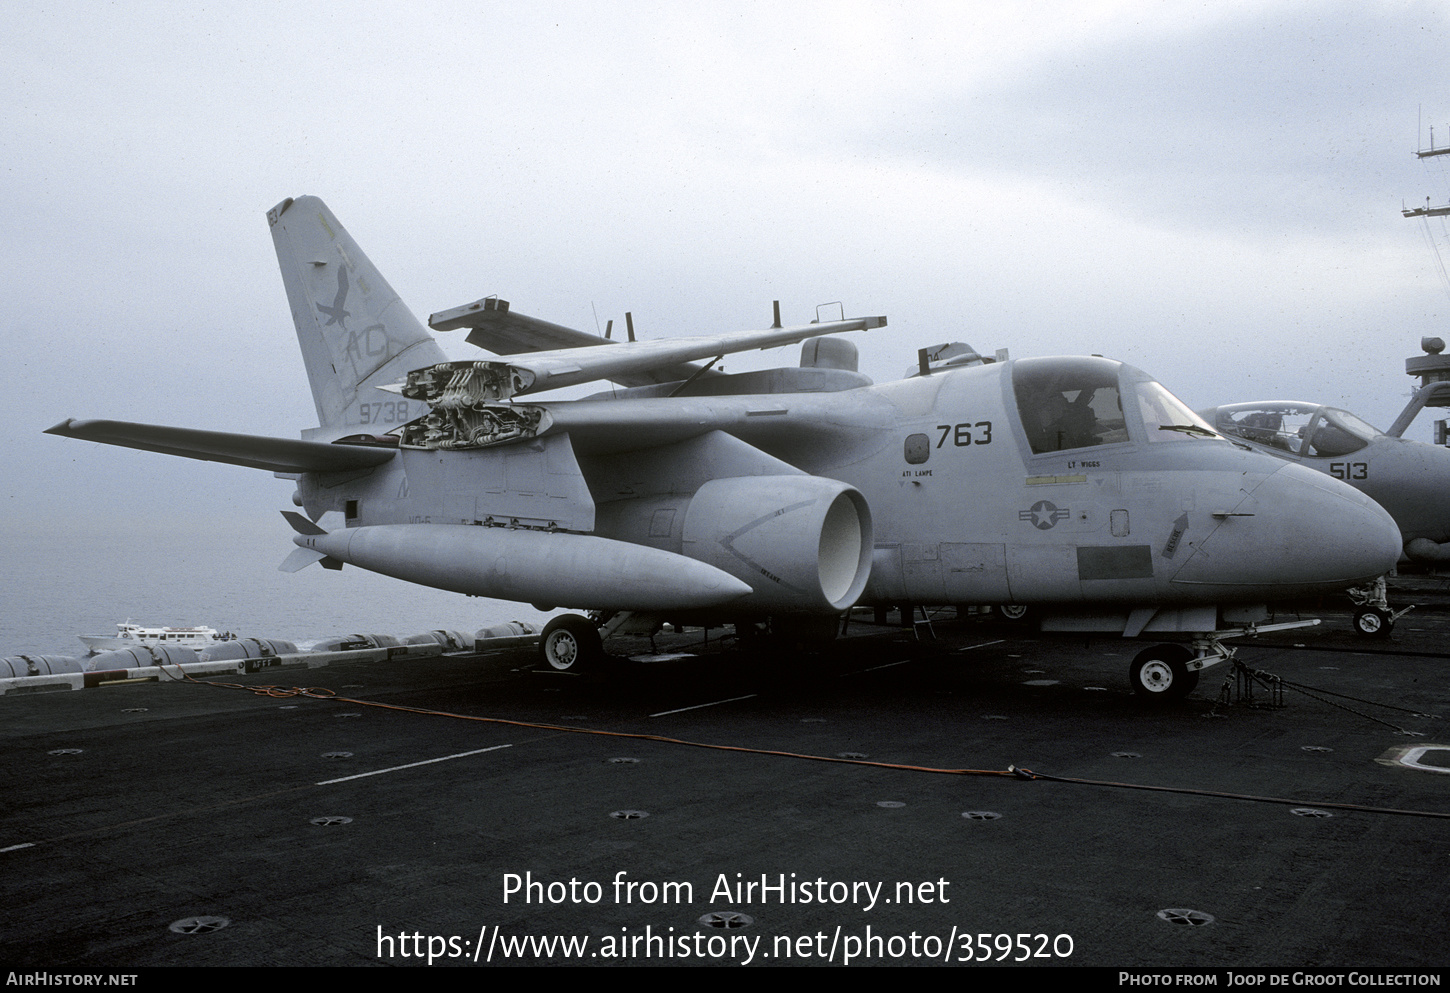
[45,419,397,474]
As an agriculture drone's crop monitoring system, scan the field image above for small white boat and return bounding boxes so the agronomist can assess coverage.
[78,622,233,655]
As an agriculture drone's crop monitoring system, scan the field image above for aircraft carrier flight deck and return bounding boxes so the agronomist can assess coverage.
[3,588,1449,969]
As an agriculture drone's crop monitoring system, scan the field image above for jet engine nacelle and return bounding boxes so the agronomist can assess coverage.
[1406,537,1450,563]
[679,475,873,616]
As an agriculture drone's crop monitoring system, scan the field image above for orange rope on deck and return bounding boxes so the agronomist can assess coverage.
[162,664,1450,817]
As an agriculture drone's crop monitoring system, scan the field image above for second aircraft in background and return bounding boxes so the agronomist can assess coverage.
[1201,399,1450,635]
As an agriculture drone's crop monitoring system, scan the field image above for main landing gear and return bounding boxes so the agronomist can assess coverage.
[1119,614,1328,701]
[539,614,604,672]
[995,603,1033,624]
[1129,644,1200,701]
[536,611,676,671]
[536,611,845,671]
[1126,617,1320,703]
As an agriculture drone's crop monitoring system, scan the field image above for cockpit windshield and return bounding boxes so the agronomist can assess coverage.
[1209,402,1381,458]
[1136,381,1220,443]
[1012,357,1220,455]
[1012,357,1131,454]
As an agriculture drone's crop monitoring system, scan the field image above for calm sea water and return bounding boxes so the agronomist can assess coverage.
[0,516,552,659]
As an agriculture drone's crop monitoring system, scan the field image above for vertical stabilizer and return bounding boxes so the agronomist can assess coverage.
[268,196,447,440]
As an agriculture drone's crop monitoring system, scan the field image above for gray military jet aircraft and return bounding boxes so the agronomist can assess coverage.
[47,196,1402,700]
[1200,400,1450,635]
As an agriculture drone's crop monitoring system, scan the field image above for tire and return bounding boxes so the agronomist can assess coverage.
[1129,645,1198,701]
[539,614,603,672]
[997,604,1033,623]
[1352,607,1393,638]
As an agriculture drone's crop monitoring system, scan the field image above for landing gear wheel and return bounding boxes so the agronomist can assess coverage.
[539,614,604,672]
[1129,645,1198,701]
[996,604,1033,623]
[1352,607,1394,638]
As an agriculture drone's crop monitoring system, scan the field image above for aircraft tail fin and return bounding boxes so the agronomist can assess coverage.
[267,196,447,440]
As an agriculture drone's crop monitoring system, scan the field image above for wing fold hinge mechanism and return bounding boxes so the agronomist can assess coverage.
[397,362,551,450]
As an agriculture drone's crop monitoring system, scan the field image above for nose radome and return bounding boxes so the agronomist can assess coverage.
[1265,462,1402,582]
[1170,462,1401,594]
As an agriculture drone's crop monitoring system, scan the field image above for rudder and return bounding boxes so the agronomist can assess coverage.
[268,196,447,440]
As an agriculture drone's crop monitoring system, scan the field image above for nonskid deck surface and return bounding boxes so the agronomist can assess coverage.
[2,600,1448,969]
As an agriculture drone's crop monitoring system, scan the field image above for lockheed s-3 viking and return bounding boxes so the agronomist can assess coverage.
[46,196,1402,701]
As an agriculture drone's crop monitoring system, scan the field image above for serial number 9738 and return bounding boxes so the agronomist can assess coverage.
[358,401,410,425]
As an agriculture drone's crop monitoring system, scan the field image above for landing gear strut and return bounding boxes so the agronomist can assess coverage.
[1127,616,1322,703]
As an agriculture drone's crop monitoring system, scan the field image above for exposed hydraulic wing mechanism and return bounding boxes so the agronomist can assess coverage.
[390,300,887,450]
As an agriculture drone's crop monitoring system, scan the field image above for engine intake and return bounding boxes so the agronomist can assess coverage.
[681,475,872,615]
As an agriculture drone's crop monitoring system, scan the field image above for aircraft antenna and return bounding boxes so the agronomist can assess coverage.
[1403,114,1450,303]
[1416,211,1450,300]
[591,301,603,337]
[625,312,636,342]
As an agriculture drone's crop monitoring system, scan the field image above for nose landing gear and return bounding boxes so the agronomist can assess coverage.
[1129,644,1200,701]
[1347,576,1412,638]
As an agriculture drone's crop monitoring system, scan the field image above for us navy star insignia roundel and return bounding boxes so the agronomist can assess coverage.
[1019,500,1069,530]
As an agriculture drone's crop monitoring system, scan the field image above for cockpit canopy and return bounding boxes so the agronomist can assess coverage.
[1011,356,1221,455]
[1206,402,1383,458]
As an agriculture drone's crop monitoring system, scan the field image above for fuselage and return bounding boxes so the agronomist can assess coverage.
[297,356,1402,614]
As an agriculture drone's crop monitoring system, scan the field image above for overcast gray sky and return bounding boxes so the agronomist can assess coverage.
[5,0,1450,534]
